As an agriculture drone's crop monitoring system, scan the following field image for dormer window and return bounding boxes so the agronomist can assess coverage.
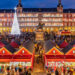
[73,50,75,54]
[3,50,5,54]
[53,50,55,54]
[22,50,25,54]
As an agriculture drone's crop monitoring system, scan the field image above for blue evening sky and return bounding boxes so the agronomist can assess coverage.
[0,0,75,9]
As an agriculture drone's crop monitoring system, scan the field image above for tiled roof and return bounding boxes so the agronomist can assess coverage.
[5,44,17,53]
[57,40,64,46]
[62,40,75,54]
[0,8,75,13]
[44,40,56,53]
[23,40,34,53]
[70,40,75,46]
[23,8,57,12]
[15,40,21,46]
[62,44,73,54]
[0,9,14,13]
[1,40,9,45]
[64,9,75,13]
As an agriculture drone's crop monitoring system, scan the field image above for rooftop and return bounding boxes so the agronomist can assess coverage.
[0,8,75,13]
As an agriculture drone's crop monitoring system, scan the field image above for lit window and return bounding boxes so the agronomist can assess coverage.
[53,50,55,54]
[0,23,2,26]
[22,50,25,54]
[73,50,75,54]
[3,50,5,54]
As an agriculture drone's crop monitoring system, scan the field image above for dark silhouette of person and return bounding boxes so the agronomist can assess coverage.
[55,69,59,75]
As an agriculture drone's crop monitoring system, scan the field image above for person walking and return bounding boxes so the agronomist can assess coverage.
[47,70,51,75]
[55,69,59,75]
[73,69,75,75]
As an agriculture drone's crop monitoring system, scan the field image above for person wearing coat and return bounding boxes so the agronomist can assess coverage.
[55,69,59,75]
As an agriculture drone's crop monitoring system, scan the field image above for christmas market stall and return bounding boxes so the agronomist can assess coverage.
[62,43,75,67]
[0,41,34,70]
[44,40,64,71]
[14,46,34,69]
[0,45,16,66]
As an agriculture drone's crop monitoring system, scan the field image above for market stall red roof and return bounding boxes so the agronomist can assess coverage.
[45,55,75,62]
[10,41,19,48]
[14,47,34,69]
[59,41,68,48]
[46,47,64,55]
[14,47,32,55]
[65,47,75,55]
[0,47,12,55]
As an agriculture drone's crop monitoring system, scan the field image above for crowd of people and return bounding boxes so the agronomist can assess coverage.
[0,31,74,45]
[0,32,35,44]
[0,31,75,75]
[44,31,74,43]
[0,65,32,75]
[46,66,75,75]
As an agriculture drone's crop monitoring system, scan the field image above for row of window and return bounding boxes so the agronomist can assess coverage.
[45,23,63,26]
[63,19,75,22]
[19,18,38,22]
[64,23,75,26]
[0,23,12,26]
[0,14,13,17]
[20,23,38,26]
[0,19,13,22]
[42,18,62,22]
[1,22,75,27]
[0,13,75,17]
[18,14,38,17]
[1,18,75,22]
[43,14,63,17]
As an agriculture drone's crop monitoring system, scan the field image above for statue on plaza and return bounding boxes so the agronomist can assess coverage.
[37,22,44,30]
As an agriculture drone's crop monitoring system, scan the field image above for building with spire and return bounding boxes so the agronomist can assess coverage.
[17,0,23,13]
[0,0,75,34]
[57,0,63,12]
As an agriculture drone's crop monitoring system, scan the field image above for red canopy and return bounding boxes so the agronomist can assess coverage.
[10,41,19,48]
[0,41,5,48]
[59,41,68,48]
[0,55,32,59]
[61,31,71,35]
[46,55,75,59]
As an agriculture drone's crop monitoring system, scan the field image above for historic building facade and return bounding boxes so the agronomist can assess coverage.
[0,0,75,34]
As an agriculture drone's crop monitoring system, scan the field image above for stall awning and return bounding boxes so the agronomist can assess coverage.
[45,55,75,59]
[61,31,71,35]
[0,55,32,59]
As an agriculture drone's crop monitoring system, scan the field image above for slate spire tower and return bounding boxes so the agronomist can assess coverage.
[58,0,62,7]
[17,0,23,13]
[19,0,21,4]
[57,0,63,13]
